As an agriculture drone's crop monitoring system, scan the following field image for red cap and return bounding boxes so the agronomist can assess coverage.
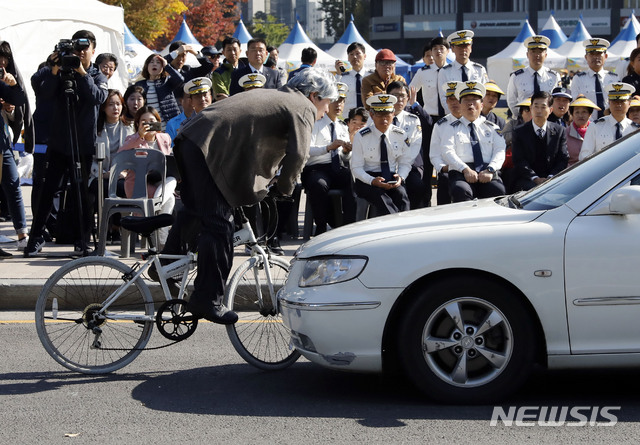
[375,49,396,62]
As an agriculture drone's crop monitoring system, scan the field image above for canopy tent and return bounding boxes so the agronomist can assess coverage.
[555,16,592,72]
[539,13,567,48]
[0,0,128,108]
[325,16,376,72]
[233,17,253,54]
[124,23,154,82]
[161,16,203,68]
[277,21,337,72]
[487,19,566,92]
[607,13,640,72]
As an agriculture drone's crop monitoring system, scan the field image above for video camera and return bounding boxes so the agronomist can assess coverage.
[53,38,91,70]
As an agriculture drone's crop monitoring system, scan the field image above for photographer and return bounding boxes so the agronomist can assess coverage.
[25,30,108,257]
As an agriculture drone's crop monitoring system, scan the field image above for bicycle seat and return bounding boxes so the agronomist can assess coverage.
[120,214,174,235]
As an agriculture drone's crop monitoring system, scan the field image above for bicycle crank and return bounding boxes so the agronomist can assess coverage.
[155,299,198,341]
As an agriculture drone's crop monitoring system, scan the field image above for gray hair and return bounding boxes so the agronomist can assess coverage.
[287,67,338,101]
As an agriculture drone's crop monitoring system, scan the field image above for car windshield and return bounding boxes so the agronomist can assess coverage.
[499,133,640,211]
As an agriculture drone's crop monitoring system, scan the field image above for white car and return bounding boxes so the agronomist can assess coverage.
[279,133,640,404]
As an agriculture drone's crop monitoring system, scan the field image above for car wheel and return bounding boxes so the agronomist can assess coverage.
[397,276,536,404]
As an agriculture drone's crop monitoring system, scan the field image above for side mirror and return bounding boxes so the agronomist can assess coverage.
[610,185,640,214]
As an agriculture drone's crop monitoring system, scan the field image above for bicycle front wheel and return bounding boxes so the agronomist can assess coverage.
[225,256,300,370]
[35,256,155,374]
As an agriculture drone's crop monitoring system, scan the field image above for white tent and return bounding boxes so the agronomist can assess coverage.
[555,17,592,73]
[607,13,640,73]
[487,19,566,92]
[326,18,376,72]
[161,17,203,69]
[278,21,337,72]
[124,23,154,82]
[539,13,567,49]
[0,0,128,108]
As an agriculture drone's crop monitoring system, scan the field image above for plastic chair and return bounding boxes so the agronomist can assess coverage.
[97,149,166,257]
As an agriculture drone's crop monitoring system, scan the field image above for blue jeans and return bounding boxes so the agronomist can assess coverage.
[1,146,27,235]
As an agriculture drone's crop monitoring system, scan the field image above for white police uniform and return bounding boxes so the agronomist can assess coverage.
[507,66,561,116]
[393,110,422,163]
[429,114,456,172]
[337,68,374,113]
[409,63,449,116]
[441,115,506,173]
[614,57,631,78]
[570,69,619,113]
[578,115,639,160]
[438,60,488,114]
[351,125,413,185]
[307,114,351,167]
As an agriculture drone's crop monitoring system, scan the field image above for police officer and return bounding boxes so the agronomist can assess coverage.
[351,94,412,214]
[335,42,374,113]
[438,30,488,114]
[579,82,640,161]
[507,35,561,117]
[409,36,450,118]
[570,38,619,119]
[441,81,506,202]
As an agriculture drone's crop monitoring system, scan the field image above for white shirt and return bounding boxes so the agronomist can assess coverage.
[532,121,548,138]
[507,66,561,116]
[429,114,457,172]
[351,124,413,185]
[441,115,506,173]
[409,63,448,116]
[570,68,619,114]
[393,110,423,165]
[578,115,639,161]
[437,60,488,114]
[336,68,374,114]
[306,114,351,167]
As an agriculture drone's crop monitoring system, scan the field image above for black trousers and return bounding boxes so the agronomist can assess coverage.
[163,139,234,306]
[354,172,409,215]
[448,169,506,202]
[405,165,430,209]
[301,163,356,234]
[437,171,452,205]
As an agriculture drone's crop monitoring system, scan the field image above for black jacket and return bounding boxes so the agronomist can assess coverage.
[229,64,282,96]
[512,121,568,181]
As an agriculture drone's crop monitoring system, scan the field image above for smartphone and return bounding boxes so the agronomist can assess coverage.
[146,121,162,131]
[386,180,398,185]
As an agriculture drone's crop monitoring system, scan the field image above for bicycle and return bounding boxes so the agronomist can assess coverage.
[35,198,299,374]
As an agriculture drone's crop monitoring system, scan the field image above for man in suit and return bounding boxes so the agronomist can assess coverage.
[230,38,281,96]
[512,91,569,191]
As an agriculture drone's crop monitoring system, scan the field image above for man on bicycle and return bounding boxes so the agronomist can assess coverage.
[165,67,338,324]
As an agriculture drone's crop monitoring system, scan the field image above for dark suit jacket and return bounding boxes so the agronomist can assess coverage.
[512,121,568,182]
[229,64,281,96]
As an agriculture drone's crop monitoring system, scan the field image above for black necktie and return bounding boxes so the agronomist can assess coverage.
[615,122,622,140]
[355,73,362,107]
[595,74,605,118]
[468,123,484,172]
[380,134,392,180]
[533,72,540,94]
[537,128,544,139]
[461,65,468,82]
[437,95,445,117]
[393,116,399,126]
[330,122,340,171]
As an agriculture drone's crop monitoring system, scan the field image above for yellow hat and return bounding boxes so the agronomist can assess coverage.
[584,38,610,52]
[524,35,551,50]
[447,30,474,46]
[454,81,486,100]
[336,82,348,98]
[517,97,531,107]
[605,82,635,100]
[239,73,266,89]
[366,94,397,112]
[569,94,601,111]
[629,95,640,108]
[442,81,461,98]
[183,77,212,95]
[484,80,505,96]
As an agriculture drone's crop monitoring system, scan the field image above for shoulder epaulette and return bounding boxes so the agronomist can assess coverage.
[513,69,524,76]
[436,117,448,125]
[632,122,640,128]
[549,69,558,76]
[392,127,405,135]
[405,113,419,119]
[451,119,461,127]
[575,71,587,77]
[609,72,620,78]
[472,62,484,68]
[442,64,452,70]
[421,65,431,71]
[482,120,499,129]
[594,117,606,124]
[359,127,372,136]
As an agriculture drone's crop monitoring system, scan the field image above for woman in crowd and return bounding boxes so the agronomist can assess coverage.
[118,106,176,247]
[622,47,640,94]
[134,54,183,129]
[627,95,640,125]
[0,40,32,256]
[567,95,600,167]
[123,85,146,128]
[345,107,369,143]
[91,89,134,243]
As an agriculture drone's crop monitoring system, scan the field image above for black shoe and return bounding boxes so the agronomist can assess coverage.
[0,248,13,259]
[187,298,238,325]
[267,236,284,256]
[74,241,94,256]
[24,237,45,258]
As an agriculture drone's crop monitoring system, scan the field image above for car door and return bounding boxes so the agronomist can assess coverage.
[564,180,640,354]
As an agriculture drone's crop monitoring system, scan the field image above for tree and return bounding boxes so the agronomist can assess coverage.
[247,13,291,48]
[317,0,370,41]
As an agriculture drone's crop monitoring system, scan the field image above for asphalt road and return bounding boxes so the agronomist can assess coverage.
[1,313,639,444]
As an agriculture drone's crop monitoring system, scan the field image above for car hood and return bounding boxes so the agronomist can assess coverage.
[297,198,545,258]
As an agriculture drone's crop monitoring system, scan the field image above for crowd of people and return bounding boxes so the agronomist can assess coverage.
[2,26,640,321]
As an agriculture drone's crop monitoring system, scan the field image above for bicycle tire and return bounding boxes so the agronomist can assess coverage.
[225,256,300,370]
[35,256,155,374]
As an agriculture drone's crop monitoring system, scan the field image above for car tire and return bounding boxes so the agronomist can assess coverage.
[397,275,536,404]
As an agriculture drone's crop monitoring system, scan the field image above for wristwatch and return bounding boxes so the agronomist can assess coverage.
[486,166,496,174]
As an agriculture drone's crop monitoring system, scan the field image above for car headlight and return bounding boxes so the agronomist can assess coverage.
[299,256,367,287]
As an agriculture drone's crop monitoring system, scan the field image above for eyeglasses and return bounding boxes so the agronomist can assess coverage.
[392,93,408,99]
[376,60,395,66]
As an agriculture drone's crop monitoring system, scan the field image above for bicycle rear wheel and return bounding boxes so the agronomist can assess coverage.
[35,256,155,374]
[225,256,300,370]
